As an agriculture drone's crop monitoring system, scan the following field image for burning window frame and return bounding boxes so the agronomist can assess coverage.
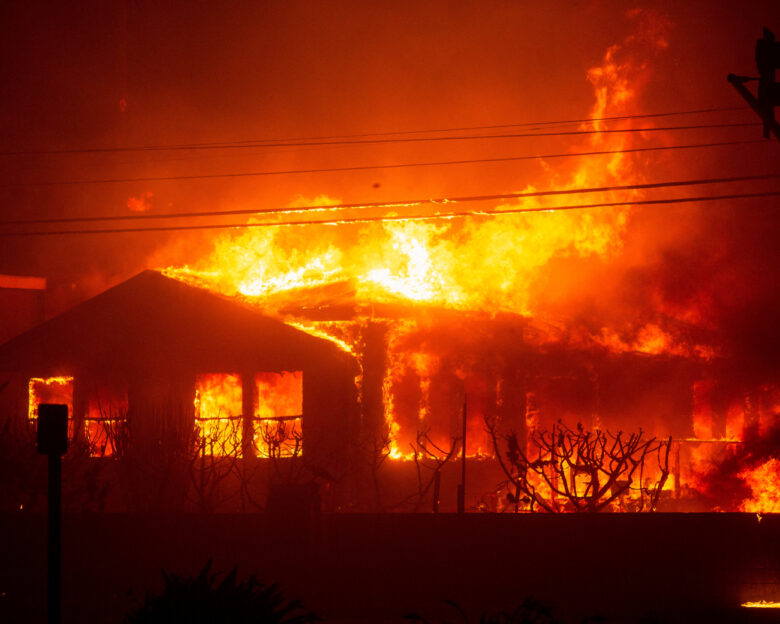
[192,370,304,459]
[83,386,129,458]
[28,376,75,440]
[253,371,304,459]
[28,376,130,458]
[194,373,245,458]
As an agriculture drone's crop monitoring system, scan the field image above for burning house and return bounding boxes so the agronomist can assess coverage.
[0,9,777,516]
[0,270,362,510]
[2,263,774,514]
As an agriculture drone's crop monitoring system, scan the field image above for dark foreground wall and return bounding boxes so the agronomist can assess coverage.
[1,512,778,623]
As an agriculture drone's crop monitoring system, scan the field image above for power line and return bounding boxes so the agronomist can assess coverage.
[194,106,749,143]
[1,189,776,237]
[0,121,760,157]
[3,172,779,227]
[0,106,746,157]
[2,139,765,188]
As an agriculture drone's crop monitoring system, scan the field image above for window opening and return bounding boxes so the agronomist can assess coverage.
[194,373,243,457]
[254,371,303,458]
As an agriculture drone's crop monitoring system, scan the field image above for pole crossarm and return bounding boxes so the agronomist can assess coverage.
[727,74,780,140]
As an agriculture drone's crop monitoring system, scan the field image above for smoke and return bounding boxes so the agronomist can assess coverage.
[655,204,780,382]
[523,9,780,392]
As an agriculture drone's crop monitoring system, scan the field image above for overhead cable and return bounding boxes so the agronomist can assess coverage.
[2,139,766,188]
[0,121,760,157]
[2,172,778,227]
[2,190,778,236]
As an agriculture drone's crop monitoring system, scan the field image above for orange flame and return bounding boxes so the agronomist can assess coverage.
[162,13,680,460]
[739,458,780,513]
[84,387,128,457]
[254,371,303,458]
[28,376,73,421]
[742,601,780,609]
[194,373,243,457]
[28,376,75,443]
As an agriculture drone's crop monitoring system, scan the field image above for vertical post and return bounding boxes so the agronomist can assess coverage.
[756,28,778,139]
[361,322,389,510]
[673,441,681,499]
[37,403,68,624]
[432,471,441,513]
[48,453,62,624]
[457,395,467,513]
[242,371,255,459]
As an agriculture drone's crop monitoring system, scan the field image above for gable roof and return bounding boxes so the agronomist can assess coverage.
[0,270,353,378]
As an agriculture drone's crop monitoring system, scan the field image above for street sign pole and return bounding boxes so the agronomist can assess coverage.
[37,403,68,624]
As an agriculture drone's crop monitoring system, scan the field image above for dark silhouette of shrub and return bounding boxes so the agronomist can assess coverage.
[126,560,319,623]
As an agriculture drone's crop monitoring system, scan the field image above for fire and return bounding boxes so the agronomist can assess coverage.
[165,207,627,319]
[164,16,666,318]
[28,377,75,440]
[286,320,359,355]
[194,373,243,457]
[742,601,780,609]
[254,371,303,458]
[84,388,129,457]
[162,14,663,323]
[692,380,745,443]
[160,13,712,465]
[28,377,130,456]
[596,324,715,360]
[191,372,305,458]
[739,458,780,513]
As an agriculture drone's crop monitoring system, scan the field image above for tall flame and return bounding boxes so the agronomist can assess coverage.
[163,12,680,460]
[163,11,670,320]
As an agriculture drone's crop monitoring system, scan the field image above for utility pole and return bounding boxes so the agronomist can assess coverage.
[37,404,68,624]
[728,27,780,140]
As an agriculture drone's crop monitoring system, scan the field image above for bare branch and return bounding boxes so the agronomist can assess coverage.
[489,415,673,513]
